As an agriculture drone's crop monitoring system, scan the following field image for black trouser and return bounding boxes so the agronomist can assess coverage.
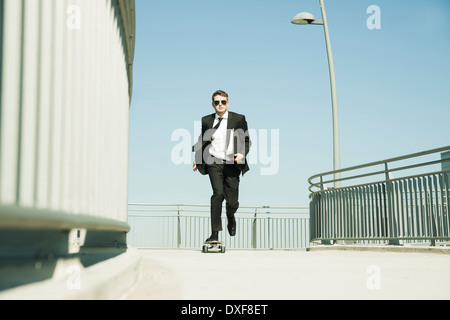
[207,162,241,233]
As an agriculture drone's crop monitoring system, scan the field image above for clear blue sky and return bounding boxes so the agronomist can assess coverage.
[128,0,450,207]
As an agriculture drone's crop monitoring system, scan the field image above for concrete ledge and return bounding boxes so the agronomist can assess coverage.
[307,244,450,255]
[0,247,141,300]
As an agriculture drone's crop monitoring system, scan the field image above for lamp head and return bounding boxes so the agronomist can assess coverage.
[291,12,316,25]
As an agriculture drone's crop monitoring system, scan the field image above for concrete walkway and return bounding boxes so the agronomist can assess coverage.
[121,248,450,300]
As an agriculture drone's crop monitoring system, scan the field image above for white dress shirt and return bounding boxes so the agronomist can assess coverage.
[209,111,234,161]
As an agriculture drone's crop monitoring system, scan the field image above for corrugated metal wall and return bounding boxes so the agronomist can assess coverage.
[0,0,135,224]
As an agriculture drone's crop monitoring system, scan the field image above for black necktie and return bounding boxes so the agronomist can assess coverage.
[213,117,223,130]
[211,117,223,142]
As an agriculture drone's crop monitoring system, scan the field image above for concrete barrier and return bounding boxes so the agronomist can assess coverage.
[0,248,141,300]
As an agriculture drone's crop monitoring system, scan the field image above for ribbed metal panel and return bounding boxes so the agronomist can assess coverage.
[0,0,135,227]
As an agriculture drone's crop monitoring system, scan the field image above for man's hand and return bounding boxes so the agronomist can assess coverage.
[193,161,198,172]
[234,153,244,163]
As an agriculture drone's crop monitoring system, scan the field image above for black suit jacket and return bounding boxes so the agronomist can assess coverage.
[192,112,251,176]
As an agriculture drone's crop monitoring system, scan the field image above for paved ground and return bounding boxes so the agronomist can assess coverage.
[121,248,450,300]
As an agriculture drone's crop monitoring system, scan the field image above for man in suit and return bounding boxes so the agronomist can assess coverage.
[192,90,251,242]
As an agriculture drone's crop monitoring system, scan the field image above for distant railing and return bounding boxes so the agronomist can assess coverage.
[308,146,450,245]
[127,204,309,250]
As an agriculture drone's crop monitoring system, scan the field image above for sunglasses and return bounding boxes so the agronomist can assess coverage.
[214,100,228,106]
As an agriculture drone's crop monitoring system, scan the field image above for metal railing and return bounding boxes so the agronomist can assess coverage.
[127,204,309,249]
[308,146,450,245]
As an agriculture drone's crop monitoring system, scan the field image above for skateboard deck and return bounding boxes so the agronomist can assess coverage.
[202,241,225,253]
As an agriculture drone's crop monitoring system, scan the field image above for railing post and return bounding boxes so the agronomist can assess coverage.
[429,176,437,247]
[177,205,181,248]
[252,207,258,249]
[309,196,316,243]
[385,163,400,245]
[268,216,272,250]
[320,176,332,245]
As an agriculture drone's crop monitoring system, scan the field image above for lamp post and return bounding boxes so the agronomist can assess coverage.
[292,0,341,188]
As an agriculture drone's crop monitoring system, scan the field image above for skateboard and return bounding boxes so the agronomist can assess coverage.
[202,241,226,253]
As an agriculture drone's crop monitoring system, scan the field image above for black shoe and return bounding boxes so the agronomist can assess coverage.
[205,232,219,242]
[227,217,236,236]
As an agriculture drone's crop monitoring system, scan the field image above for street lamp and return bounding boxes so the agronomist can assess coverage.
[292,0,341,188]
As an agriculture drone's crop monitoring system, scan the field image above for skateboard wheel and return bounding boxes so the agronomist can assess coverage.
[202,245,208,253]
[220,245,226,253]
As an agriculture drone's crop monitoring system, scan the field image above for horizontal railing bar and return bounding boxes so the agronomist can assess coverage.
[129,203,210,207]
[129,215,195,218]
[128,210,309,215]
[0,205,130,232]
[128,203,308,210]
[128,212,309,216]
[128,214,309,220]
[313,158,450,188]
[308,145,450,183]
[312,237,450,242]
[128,209,187,212]
[310,169,450,195]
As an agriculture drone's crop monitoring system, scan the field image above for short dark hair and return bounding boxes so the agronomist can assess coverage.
[212,90,229,102]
